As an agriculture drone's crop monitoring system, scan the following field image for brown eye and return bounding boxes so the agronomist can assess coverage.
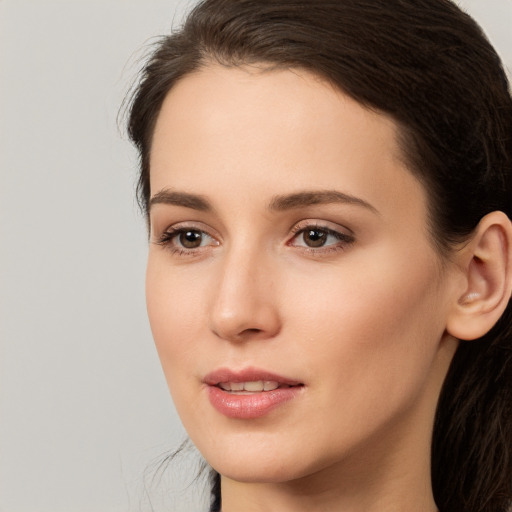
[179,230,203,248]
[303,229,328,247]
[289,223,355,253]
[157,226,218,253]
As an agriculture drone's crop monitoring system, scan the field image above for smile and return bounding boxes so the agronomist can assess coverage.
[218,381,292,393]
[204,368,304,419]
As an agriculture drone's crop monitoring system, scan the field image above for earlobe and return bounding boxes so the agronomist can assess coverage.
[447,211,512,341]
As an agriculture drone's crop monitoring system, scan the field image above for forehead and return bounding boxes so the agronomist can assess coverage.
[151,64,400,161]
[149,64,427,226]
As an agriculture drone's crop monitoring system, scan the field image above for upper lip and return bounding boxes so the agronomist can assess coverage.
[203,366,303,386]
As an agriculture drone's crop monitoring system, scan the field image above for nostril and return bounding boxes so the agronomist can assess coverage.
[243,328,262,335]
[232,328,264,341]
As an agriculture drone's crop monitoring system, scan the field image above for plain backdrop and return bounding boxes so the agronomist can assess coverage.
[0,1,511,511]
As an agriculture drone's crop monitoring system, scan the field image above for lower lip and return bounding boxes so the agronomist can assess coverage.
[206,385,303,419]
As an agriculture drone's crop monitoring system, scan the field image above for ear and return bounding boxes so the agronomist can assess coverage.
[447,211,512,341]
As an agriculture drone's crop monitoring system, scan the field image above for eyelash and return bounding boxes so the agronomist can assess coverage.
[155,222,355,257]
[156,226,218,257]
[288,223,355,254]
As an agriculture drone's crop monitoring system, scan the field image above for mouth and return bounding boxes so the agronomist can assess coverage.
[203,368,304,419]
[217,380,297,393]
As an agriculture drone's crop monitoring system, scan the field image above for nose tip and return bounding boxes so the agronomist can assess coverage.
[209,263,281,343]
[210,304,281,342]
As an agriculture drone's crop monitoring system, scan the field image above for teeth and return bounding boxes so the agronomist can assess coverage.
[263,381,279,391]
[244,381,265,392]
[218,380,280,392]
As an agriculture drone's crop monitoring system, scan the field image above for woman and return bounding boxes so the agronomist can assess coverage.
[127,1,512,511]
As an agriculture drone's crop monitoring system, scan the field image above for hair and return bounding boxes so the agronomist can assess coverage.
[126,1,512,511]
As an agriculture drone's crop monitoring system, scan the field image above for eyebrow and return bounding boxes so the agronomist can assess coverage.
[149,189,213,211]
[269,190,379,214]
[149,188,378,215]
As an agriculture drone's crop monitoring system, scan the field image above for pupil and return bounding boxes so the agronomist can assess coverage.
[304,229,326,247]
[180,230,202,248]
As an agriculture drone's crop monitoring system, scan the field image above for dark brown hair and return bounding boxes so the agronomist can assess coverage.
[127,1,512,511]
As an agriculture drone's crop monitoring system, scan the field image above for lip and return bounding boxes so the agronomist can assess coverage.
[203,367,304,419]
[203,367,302,386]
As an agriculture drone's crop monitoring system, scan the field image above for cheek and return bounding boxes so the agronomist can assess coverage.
[145,259,208,384]
[284,249,446,412]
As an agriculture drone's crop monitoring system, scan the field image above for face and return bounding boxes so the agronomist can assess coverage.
[147,65,458,486]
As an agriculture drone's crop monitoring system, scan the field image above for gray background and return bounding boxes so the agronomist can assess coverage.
[1,1,510,511]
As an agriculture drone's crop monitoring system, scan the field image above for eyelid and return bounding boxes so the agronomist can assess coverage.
[153,221,221,257]
[153,220,220,242]
[287,219,355,252]
[289,219,354,237]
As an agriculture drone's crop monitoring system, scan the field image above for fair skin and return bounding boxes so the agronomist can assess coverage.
[146,64,512,512]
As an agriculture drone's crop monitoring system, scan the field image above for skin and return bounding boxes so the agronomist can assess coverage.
[146,65,465,512]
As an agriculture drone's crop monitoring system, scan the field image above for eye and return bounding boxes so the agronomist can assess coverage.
[299,228,334,248]
[156,226,219,254]
[177,229,207,249]
[289,223,355,252]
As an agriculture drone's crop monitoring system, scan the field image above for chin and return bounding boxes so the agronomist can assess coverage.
[201,445,290,482]
[198,435,339,485]
[211,457,310,484]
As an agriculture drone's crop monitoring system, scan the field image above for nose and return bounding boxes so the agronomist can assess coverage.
[208,245,281,342]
